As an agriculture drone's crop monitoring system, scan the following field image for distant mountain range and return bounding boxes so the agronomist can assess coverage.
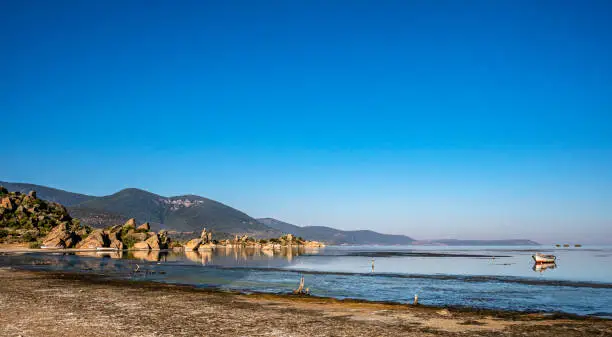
[412,239,540,246]
[258,218,415,245]
[1,181,539,245]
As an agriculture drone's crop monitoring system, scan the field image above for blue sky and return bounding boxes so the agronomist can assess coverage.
[1,1,611,243]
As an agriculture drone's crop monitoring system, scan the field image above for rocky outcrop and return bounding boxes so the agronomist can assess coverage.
[1,196,14,211]
[184,238,202,251]
[41,222,79,248]
[200,228,213,243]
[123,218,137,228]
[137,222,150,231]
[1,187,90,245]
[125,231,148,242]
[107,230,123,250]
[145,233,161,250]
[75,230,107,249]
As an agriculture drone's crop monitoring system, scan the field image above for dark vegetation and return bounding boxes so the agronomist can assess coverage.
[0,186,90,245]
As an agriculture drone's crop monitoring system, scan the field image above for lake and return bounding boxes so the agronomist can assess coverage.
[1,245,611,317]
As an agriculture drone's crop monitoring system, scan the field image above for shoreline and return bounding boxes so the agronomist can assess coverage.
[8,267,611,321]
[0,268,610,336]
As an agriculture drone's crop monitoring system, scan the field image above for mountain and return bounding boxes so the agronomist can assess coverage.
[420,239,540,246]
[1,181,279,237]
[257,218,415,245]
[0,181,94,206]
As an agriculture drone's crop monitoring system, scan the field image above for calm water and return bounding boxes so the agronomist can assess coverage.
[1,245,611,317]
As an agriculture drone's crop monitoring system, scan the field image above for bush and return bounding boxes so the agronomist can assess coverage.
[121,235,137,249]
[0,229,8,238]
[22,232,37,242]
[28,241,41,249]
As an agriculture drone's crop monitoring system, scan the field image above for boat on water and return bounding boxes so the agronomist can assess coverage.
[532,253,556,263]
[96,247,119,251]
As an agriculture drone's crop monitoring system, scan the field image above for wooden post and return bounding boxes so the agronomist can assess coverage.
[413,294,418,305]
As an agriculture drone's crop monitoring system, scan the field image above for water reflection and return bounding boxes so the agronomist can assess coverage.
[181,246,320,266]
[128,250,169,262]
[533,262,557,273]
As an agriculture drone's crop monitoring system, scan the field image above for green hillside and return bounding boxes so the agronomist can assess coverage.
[0,181,94,206]
[1,182,279,237]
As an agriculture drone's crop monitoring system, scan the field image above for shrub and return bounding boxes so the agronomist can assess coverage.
[121,235,137,249]
[28,241,41,249]
[0,229,8,238]
[22,232,37,242]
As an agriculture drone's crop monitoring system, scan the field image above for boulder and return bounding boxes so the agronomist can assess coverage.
[145,234,161,250]
[184,238,202,251]
[107,225,122,233]
[123,218,137,229]
[137,222,150,231]
[125,232,148,242]
[1,197,14,210]
[107,231,123,250]
[132,241,150,250]
[42,237,66,249]
[75,230,107,249]
[42,222,76,248]
[200,228,211,243]
[28,190,37,199]
[109,238,124,250]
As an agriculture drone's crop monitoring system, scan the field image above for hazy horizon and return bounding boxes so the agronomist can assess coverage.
[2,1,611,244]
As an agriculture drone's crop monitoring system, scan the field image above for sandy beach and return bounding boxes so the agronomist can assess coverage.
[0,268,610,337]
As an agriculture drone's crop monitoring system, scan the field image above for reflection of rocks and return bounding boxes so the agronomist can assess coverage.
[184,250,213,265]
[133,241,150,250]
[131,250,163,261]
[96,250,123,259]
[198,243,215,251]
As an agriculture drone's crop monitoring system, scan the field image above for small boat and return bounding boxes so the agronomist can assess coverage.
[532,253,556,263]
[96,247,119,251]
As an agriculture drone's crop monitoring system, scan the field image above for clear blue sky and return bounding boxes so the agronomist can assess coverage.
[1,1,611,243]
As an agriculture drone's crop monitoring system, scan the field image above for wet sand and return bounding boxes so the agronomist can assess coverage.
[0,268,610,336]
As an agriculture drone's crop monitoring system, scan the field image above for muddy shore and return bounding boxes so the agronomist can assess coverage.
[0,268,610,336]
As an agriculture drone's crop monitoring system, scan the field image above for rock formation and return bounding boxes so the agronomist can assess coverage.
[137,222,150,231]
[184,238,202,251]
[75,229,107,249]
[1,187,90,246]
[123,218,137,228]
